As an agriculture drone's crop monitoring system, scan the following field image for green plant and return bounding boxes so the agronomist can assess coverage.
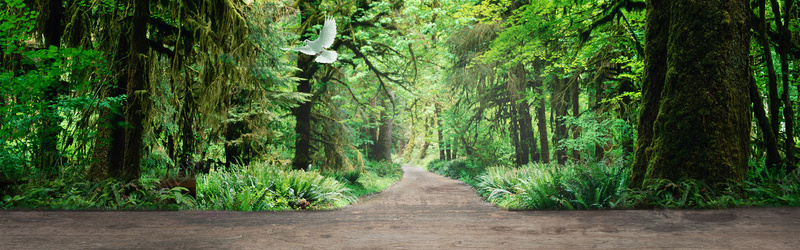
[2,177,191,210]
[474,162,630,210]
[427,158,485,183]
[365,161,403,178]
[194,162,355,211]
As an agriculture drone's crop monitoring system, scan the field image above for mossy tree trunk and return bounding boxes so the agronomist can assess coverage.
[436,103,446,161]
[632,0,751,187]
[372,90,395,162]
[552,77,569,165]
[533,79,550,163]
[290,59,318,171]
[290,0,322,171]
[569,76,580,161]
[117,0,150,181]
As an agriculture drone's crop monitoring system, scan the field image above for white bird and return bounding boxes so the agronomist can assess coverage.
[283,16,338,64]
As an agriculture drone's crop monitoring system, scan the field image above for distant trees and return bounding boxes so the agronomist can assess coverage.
[422,1,643,166]
[1,0,295,183]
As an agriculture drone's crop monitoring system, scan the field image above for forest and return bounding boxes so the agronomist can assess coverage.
[1,0,799,210]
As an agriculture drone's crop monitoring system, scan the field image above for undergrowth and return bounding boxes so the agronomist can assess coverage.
[426,158,800,210]
[2,160,403,211]
[1,177,191,210]
[194,162,353,211]
[322,161,403,199]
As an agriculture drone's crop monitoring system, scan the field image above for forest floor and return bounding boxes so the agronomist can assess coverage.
[2,166,800,249]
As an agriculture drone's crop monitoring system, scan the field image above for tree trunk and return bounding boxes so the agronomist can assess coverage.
[757,0,781,156]
[509,63,533,165]
[634,0,750,186]
[770,0,796,166]
[93,2,133,180]
[34,0,65,178]
[291,74,315,170]
[225,119,247,169]
[366,96,379,159]
[592,70,606,161]
[534,80,549,163]
[290,2,322,171]
[436,103,446,160]
[570,76,580,161]
[373,90,394,162]
[519,102,536,163]
[553,78,569,165]
[118,0,151,181]
[179,82,196,173]
[631,0,669,188]
[750,76,780,169]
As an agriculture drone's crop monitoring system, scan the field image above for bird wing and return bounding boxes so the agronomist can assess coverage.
[308,17,336,49]
[282,45,317,56]
[315,50,338,64]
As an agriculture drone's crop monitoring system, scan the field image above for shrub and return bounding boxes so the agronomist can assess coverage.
[194,162,354,211]
[366,160,403,178]
[427,158,485,183]
[620,165,800,209]
[1,178,190,210]
[475,162,629,210]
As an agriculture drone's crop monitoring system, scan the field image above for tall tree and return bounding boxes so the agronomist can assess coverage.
[33,0,65,177]
[632,0,750,187]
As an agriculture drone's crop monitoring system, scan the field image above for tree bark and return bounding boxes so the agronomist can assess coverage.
[519,102,536,163]
[93,2,133,180]
[290,1,323,171]
[553,77,569,165]
[570,76,580,161]
[757,0,781,155]
[631,0,669,188]
[180,81,196,172]
[509,63,533,165]
[770,0,796,166]
[118,0,151,181]
[291,70,316,170]
[750,76,780,169]
[436,103,446,160]
[634,0,751,186]
[373,91,394,162]
[533,80,549,163]
[592,69,606,161]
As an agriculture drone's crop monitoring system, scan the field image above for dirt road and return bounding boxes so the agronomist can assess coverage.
[2,166,799,249]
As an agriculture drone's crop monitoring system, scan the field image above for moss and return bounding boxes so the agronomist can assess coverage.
[636,0,750,187]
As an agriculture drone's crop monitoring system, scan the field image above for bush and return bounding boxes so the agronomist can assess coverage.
[426,158,485,183]
[366,160,403,178]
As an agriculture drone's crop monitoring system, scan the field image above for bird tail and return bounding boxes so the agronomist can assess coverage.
[315,50,338,64]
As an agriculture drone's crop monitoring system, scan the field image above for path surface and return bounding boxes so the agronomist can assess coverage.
[2,166,800,249]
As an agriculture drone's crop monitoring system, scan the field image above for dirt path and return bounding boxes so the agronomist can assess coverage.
[2,165,800,249]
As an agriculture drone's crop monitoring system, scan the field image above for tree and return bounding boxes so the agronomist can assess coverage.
[631,0,751,187]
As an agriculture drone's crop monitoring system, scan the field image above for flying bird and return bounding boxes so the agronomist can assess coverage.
[283,16,338,64]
